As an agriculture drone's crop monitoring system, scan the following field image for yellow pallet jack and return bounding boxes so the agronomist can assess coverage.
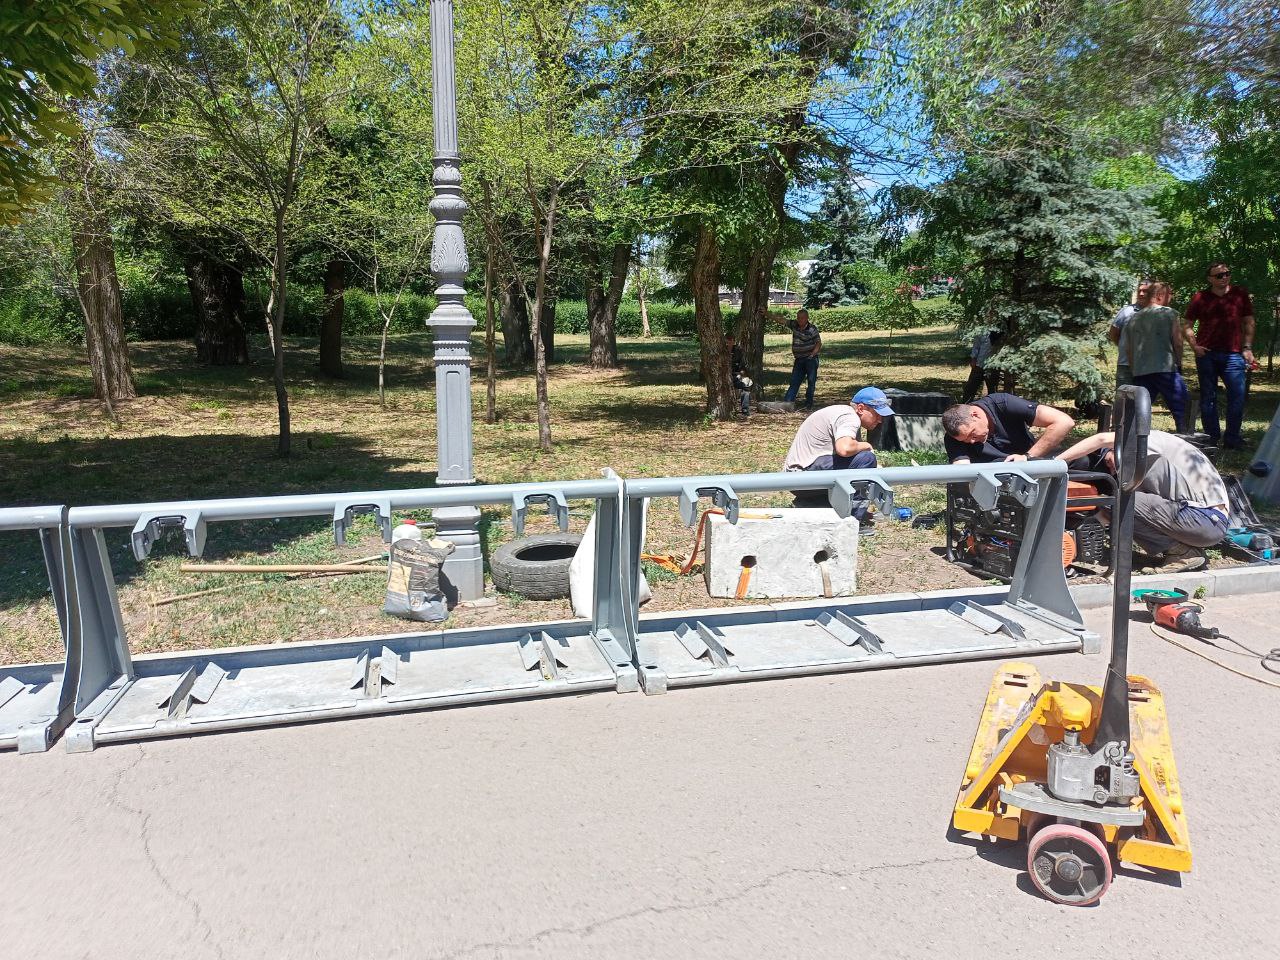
[952,386,1190,905]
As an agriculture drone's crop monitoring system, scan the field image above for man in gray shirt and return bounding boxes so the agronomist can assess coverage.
[1126,281,1189,430]
[784,386,895,514]
[777,309,822,409]
[1057,428,1229,571]
[1108,279,1152,387]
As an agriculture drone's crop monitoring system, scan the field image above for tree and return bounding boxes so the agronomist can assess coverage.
[124,0,350,456]
[804,179,881,307]
[887,140,1162,405]
[0,1,192,220]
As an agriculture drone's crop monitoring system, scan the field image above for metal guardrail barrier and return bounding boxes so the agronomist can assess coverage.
[0,461,1097,754]
[618,461,1096,694]
[0,506,79,753]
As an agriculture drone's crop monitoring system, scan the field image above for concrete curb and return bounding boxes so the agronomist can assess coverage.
[1069,563,1280,609]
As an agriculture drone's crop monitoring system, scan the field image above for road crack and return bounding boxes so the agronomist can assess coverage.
[104,743,227,960]
[435,851,978,960]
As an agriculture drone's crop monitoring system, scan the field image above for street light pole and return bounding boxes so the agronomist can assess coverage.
[428,0,483,600]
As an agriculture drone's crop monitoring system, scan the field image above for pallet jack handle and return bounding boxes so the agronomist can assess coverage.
[1093,384,1151,750]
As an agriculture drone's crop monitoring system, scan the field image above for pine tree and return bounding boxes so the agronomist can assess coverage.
[804,179,881,307]
[887,141,1161,405]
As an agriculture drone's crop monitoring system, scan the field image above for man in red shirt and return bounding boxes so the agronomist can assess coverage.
[1183,261,1255,448]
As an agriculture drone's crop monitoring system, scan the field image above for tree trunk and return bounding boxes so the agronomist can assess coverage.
[500,279,533,364]
[602,240,628,362]
[737,242,776,388]
[70,135,135,404]
[270,219,292,458]
[319,256,345,378]
[539,297,556,366]
[639,289,651,337]
[185,253,249,366]
[531,190,559,452]
[691,220,734,420]
[484,243,498,423]
[736,137,799,388]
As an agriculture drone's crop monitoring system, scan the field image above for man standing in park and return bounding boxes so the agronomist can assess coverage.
[1184,262,1256,449]
[777,308,822,409]
[784,387,895,511]
[961,327,1006,402]
[1108,278,1153,387]
[1126,281,1189,430]
[942,394,1075,463]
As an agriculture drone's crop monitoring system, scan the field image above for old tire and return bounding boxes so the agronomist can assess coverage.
[490,533,582,600]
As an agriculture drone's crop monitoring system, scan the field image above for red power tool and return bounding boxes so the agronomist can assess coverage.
[1138,589,1224,639]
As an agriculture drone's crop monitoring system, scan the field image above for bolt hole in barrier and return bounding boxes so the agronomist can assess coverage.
[0,461,1097,753]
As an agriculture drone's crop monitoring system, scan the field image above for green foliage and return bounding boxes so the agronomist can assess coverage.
[0,1,193,220]
[804,179,883,308]
[887,142,1163,406]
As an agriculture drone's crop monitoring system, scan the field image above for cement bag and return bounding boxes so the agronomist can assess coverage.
[385,537,455,622]
[570,502,651,617]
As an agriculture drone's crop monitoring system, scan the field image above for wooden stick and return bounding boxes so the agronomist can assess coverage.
[152,584,239,607]
[179,562,384,574]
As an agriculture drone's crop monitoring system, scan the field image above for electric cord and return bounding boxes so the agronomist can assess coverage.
[1148,620,1280,687]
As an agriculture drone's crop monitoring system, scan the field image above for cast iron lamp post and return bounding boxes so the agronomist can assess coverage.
[427,0,482,599]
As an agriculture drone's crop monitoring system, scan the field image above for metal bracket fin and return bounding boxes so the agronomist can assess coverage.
[511,491,570,536]
[815,610,885,653]
[349,647,399,698]
[131,511,207,560]
[674,621,735,668]
[948,600,1028,641]
[156,663,226,720]
[830,477,894,520]
[678,484,739,526]
[517,632,569,681]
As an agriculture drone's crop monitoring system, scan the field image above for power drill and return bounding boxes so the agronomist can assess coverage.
[1135,588,1226,640]
[1153,601,1223,639]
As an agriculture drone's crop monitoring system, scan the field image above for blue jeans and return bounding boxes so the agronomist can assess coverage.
[784,355,819,406]
[1195,350,1246,445]
[791,450,878,513]
[1132,370,1188,432]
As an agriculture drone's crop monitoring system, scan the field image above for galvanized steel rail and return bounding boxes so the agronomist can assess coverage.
[0,461,1096,754]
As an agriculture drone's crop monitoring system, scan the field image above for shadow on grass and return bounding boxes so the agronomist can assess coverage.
[0,431,439,608]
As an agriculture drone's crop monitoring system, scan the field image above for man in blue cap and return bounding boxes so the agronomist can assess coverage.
[784,387,894,510]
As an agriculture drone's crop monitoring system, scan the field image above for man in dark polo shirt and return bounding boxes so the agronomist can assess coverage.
[1184,261,1255,449]
[941,393,1075,463]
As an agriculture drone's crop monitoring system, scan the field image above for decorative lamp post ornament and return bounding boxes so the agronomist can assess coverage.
[427,0,483,600]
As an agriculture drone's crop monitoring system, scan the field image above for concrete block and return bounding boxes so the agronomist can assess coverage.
[704,508,859,599]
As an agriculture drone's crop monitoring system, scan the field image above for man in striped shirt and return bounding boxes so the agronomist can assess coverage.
[777,309,822,409]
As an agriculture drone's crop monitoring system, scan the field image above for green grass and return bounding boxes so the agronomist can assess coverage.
[1,325,1276,663]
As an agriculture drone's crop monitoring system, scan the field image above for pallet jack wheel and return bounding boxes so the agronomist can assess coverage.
[1027,822,1112,906]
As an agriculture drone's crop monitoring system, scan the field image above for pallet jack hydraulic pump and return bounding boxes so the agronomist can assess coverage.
[952,385,1191,905]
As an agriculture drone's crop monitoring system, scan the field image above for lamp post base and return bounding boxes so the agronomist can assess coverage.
[435,505,484,601]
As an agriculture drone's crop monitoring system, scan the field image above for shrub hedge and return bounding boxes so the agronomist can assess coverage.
[0,281,958,346]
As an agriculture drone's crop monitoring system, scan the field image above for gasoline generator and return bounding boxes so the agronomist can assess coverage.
[946,472,1116,580]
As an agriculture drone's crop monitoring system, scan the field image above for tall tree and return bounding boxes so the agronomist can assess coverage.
[887,140,1162,405]
[65,123,136,404]
[125,0,350,456]
[804,179,882,307]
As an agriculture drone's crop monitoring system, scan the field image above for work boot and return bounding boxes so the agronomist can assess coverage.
[1153,542,1209,574]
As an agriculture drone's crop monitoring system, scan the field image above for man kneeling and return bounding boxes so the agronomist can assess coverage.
[1056,429,1229,572]
[784,387,894,513]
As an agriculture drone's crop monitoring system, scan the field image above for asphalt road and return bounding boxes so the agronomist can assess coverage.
[3,595,1279,959]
